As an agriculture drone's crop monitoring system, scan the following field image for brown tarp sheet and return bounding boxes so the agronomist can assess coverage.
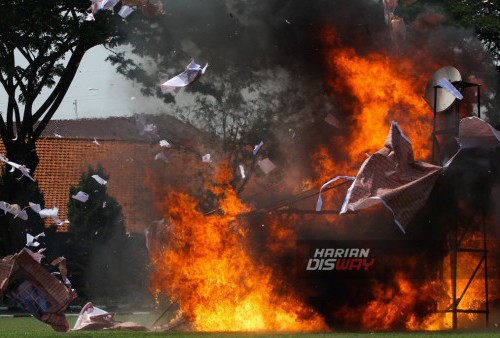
[340,122,443,233]
[459,116,500,149]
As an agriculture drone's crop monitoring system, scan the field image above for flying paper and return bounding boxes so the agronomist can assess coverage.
[26,232,45,248]
[253,141,264,155]
[324,113,341,128]
[29,203,63,225]
[92,175,107,185]
[38,207,59,219]
[154,152,168,162]
[0,201,28,220]
[101,0,119,10]
[257,158,276,174]
[159,140,171,148]
[29,202,41,213]
[161,60,208,94]
[202,154,211,163]
[239,164,245,179]
[31,248,46,264]
[72,191,89,203]
[118,5,135,18]
[135,113,157,137]
[438,78,464,100]
[0,154,35,181]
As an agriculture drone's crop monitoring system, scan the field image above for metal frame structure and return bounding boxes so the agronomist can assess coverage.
[430,80,488,329]
[431,80,481,164]
[238,81,489,328]
[437,209,489,329]
[255,181,490,330]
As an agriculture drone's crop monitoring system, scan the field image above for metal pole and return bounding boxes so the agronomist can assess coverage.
[73,99,78,119]
[432,86,438,164]
[477,85,481,119]
[483,211,489,326]
[451,213,458,330]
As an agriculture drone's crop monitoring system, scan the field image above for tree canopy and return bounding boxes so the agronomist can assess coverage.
[0,1,157,170]
[398,0,500,68]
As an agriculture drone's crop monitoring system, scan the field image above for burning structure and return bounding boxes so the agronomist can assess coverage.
[143,0,500,333]
[1,0,497,334]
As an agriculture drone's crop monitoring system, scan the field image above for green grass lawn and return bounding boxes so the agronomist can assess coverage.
[1,316,500,337]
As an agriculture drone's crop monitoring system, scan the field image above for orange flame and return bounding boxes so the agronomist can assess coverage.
[313,27,434,185]
[149,164,327,331]
[311,27,497,331]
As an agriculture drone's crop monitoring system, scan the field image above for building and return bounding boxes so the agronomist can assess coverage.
[0,115,212,233]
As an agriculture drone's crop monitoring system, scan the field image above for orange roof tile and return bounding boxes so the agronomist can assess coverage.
[0,116,212,233]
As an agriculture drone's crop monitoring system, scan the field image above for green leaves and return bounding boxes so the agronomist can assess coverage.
[67,164,125,244]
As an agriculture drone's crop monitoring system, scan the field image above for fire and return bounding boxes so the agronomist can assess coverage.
[149,164,327,331]
[314,27,434,184]
[307,27,497,331]
[145,23,497,333]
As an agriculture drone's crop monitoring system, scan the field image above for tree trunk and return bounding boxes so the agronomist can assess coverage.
[6,139,40,175]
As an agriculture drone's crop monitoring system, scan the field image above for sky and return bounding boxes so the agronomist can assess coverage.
[53,46,166,120]
[0,46,170,121]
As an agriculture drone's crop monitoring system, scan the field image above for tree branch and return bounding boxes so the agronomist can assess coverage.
[17,47,34,64]
[31,46,86,143]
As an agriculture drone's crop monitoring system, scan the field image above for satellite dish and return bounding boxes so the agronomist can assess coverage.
[424,66,462,113]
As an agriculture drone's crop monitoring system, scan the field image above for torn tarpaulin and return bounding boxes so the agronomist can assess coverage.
[73,302,147,331]
[340,122,443,233]
[0,249,76,332]
[459,116,500,149]
[318,122,443,233]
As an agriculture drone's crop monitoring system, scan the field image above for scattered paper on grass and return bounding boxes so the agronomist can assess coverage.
[72,302,147,331]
